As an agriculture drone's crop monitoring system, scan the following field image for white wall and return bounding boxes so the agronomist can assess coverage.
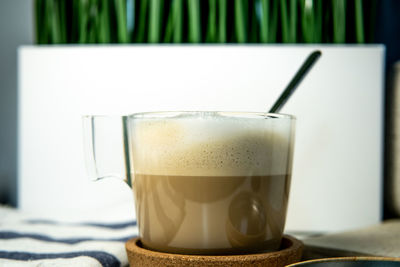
[0,0,33,205]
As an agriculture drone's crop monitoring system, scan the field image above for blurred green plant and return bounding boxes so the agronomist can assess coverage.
[34,0,377,44]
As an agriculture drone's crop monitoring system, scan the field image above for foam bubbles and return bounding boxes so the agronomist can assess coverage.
[131,113,294,176]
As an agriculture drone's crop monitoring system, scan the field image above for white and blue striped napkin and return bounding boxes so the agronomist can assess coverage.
[0,206,138,266]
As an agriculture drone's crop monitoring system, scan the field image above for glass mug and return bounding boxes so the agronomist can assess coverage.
[83,111,295,255]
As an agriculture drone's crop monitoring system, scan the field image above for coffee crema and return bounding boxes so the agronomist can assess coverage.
[130,113,295,254]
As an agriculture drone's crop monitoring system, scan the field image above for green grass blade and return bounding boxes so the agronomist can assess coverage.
[45,0,52,43]
[269,0,278,42]
[322,0,331,42]
[289,0,297,42]
[280,0,289,43]
[260,0,269,43]
[49,0,62,44]
[88,0,98,43]
[249,1,258,42]
[42,0,50,44]
[234,0,247,43]
[88,23,96,43]
[173,0,183,43]
[35,0,371,45]
[105,0,112,43]
[188,0,201,43]
[206,0,217,42]
[315,0,322,42]
[302,0,323,43]
[332,0,346,43]
[70,0,79,43]
[98,0,111,43]
[135,0,148,42]
[300,0,306,42]
[218,0,227,43]
[115,0,129,43]
[35,0,43,44]
[58,0,67,43]
[78,0,88,43]
[355,0,364,43]
[163,1,174,42]
[366,0,377,43]
[149,0,162,43]
[301,0,315,43]
[164,0,182,43]
[126,0,135,38]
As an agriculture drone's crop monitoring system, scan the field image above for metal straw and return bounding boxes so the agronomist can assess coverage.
[269,50,322,113]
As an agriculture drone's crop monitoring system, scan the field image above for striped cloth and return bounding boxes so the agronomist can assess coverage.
[0,206,138,266]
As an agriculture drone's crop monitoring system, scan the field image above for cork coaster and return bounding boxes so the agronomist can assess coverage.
[126,235,303,267]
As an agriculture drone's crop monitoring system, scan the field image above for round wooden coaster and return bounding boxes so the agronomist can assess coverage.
[126,235,303,267]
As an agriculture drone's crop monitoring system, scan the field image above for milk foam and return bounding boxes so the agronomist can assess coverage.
[131,113,294,176]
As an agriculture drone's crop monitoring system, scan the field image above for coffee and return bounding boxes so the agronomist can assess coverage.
[134,174,290,254]
[130,112,294,254]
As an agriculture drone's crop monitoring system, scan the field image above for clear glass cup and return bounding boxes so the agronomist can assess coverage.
[83,111,296,255]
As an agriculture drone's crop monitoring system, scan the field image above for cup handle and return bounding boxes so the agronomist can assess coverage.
[82,115,133,187]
